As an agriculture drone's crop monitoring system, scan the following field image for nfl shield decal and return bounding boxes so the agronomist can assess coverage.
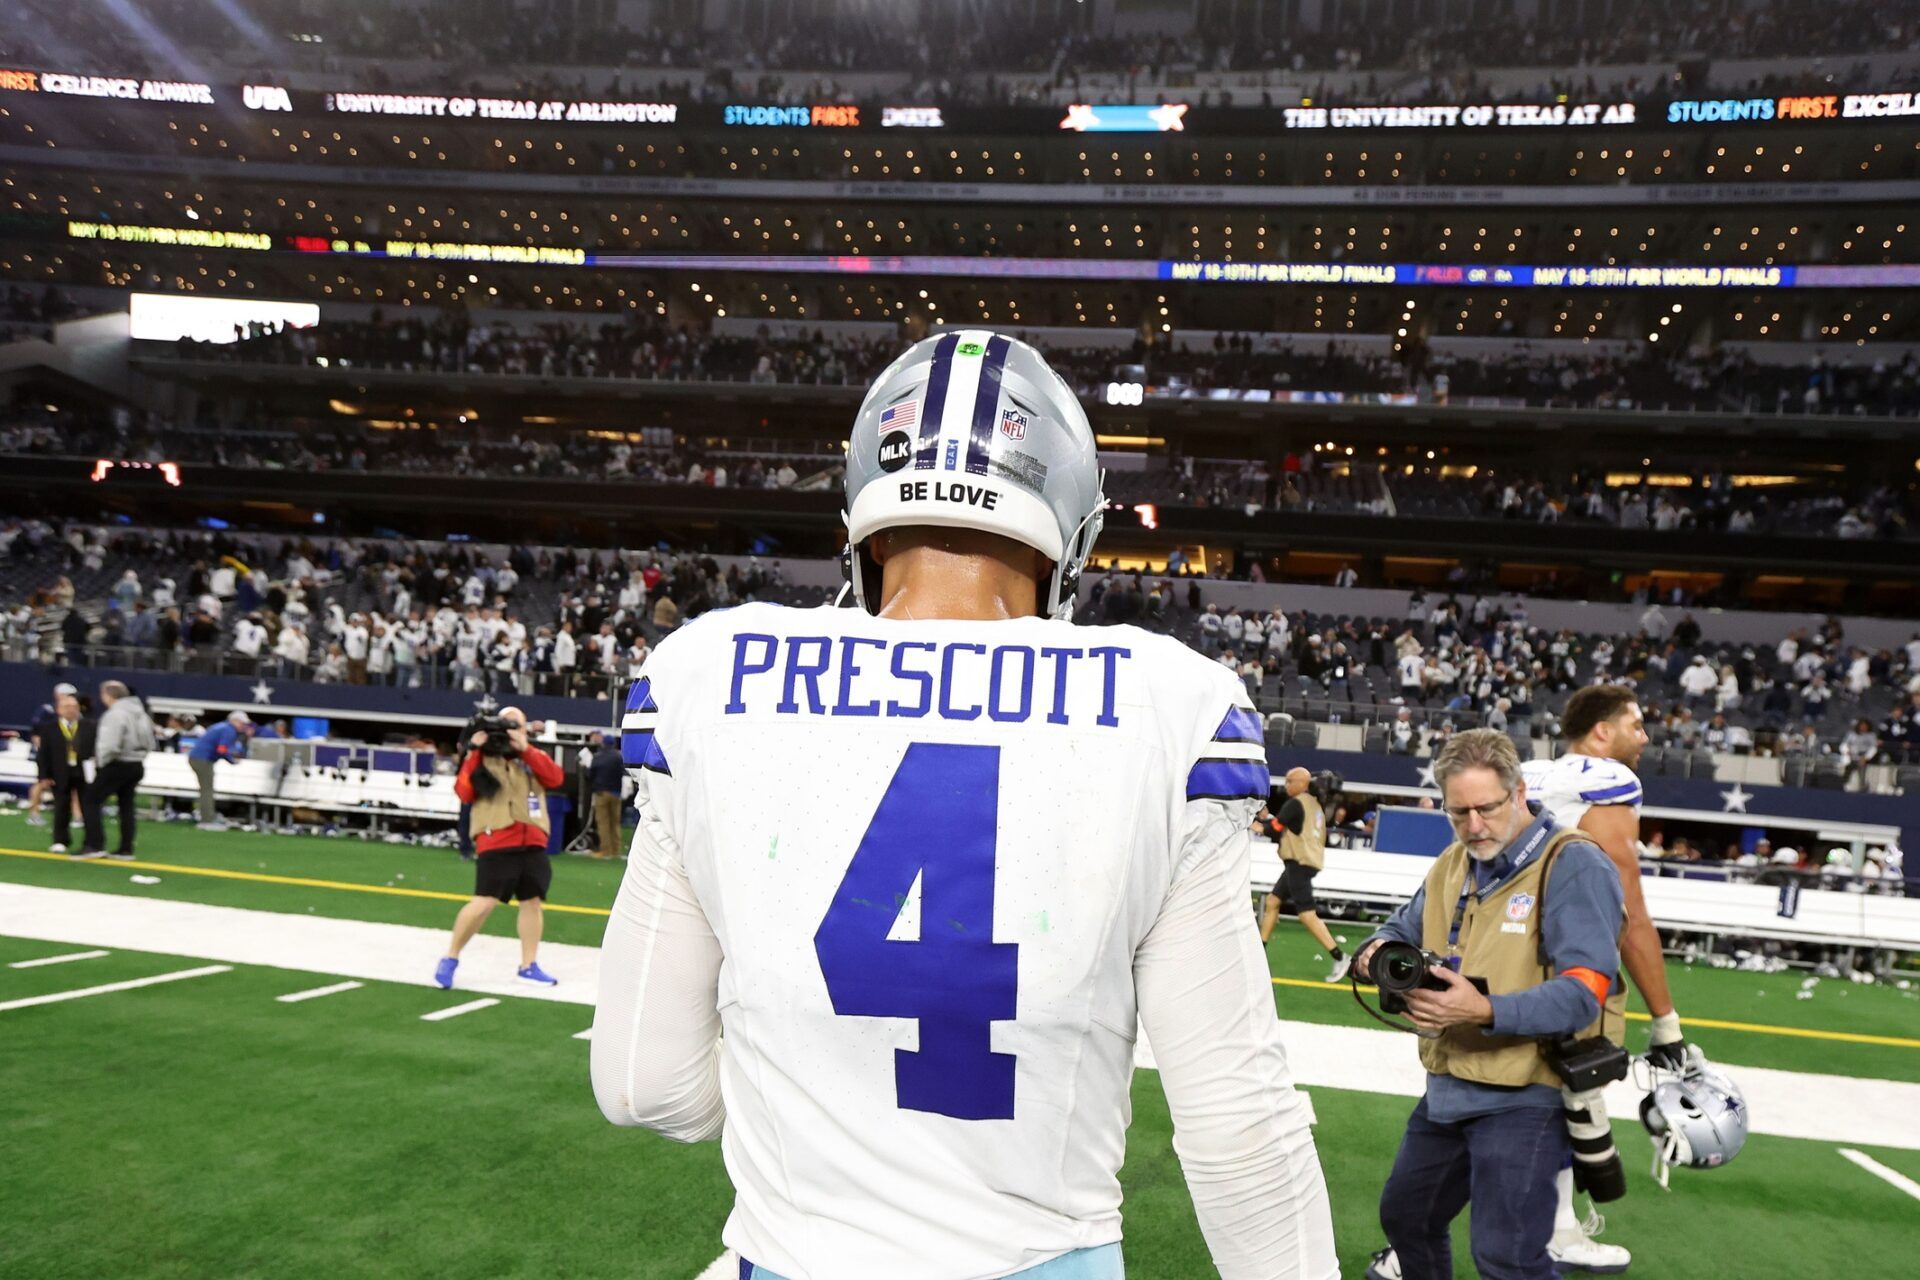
[1506,892,1536,921]
[999,407,1029,441]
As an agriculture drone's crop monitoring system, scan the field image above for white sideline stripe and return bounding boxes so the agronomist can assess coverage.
[693,1251,736,1280]
[0,964,230,1012]
[1839,1148,1920,1202]
[0,884,597,1004]
[5,883,1919,1151]
[9,948,110,968]
[421,997,498,1022]
[276,980,364,1004]
[573,1027,593,1040]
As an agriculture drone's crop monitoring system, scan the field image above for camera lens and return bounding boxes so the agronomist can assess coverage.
[1380,949,1419,984]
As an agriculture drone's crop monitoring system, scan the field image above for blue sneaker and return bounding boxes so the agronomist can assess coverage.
[433,957,458,989]
[517,962,558,987]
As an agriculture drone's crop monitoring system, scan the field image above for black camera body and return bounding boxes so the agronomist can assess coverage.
[1369,940,1488,1013]
[469,714,521,759]
[1545,1033,1631,1093]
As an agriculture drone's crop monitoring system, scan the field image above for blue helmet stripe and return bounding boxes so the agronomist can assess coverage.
[913,332,962,469]
[963,334,1013,476]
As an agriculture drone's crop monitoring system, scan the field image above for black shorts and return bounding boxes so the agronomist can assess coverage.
[474,846,553,904]
[1271,861,1319,914]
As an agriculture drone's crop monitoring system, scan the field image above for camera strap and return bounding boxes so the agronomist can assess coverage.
[1534,829,1627,1045]
[1349,968,1429,1037]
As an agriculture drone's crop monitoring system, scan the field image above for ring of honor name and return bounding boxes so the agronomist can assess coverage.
[725,632,1130,726]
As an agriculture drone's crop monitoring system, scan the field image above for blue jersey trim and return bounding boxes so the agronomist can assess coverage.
[624,676,658,714]
[1186,758,1271,802]
[620,728,672,775]
[1579,781,1641,803]
[1211,706,1264,744]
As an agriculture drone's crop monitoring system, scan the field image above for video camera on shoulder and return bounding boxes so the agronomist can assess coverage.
[468,713,521,759]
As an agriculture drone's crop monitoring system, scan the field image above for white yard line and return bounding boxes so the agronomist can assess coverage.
[573,1027,593,1040]
[1839,1148,1920,1202]
[5,882,1919,1151]
[8,948,110,968]
[276,980,365,1004]
[0,883,598,1003]
[0,965,231,1012]
[421,998,499,1022]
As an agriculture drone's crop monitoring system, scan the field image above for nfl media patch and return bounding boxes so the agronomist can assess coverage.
[999,407,1029,440]
[1506,892,1536,921]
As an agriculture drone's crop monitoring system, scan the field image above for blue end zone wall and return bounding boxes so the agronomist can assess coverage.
[0,661,615,735]
[1373,806,1456,857]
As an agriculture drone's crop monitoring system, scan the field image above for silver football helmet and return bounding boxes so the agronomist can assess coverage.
[1639,1058,1749,1188]
[843,330,1104,619]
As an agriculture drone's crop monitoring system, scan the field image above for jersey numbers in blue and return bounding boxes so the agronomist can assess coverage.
[813,742,1019,1120]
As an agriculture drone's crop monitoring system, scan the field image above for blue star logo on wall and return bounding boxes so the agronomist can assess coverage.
[474,693,499,713]
[1720,785,1753,813]
[250,679,274,705]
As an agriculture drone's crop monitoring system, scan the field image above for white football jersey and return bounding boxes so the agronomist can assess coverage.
[1522,752,1643,832]
[613,602,1286,1278]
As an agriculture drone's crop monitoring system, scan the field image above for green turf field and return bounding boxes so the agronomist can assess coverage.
[3,810,1918,1278]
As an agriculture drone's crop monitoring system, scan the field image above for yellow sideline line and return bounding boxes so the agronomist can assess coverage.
[3,845,1914,1049]
[0,846,614,917]
[1272,975,1920,1049]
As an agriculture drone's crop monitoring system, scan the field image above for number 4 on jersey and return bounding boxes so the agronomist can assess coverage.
[814,742,1019,1121]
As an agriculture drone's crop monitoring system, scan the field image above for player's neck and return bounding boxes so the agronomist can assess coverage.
[1567,741,1608,762]
[875,539,1043,621]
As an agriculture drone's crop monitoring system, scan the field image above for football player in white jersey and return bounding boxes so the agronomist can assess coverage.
[591,333,1337,1280]
[1369,685,1691,1280]
[1521,684,1689,1273]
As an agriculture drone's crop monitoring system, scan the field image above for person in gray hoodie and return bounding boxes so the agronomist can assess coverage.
[78,680,156,860]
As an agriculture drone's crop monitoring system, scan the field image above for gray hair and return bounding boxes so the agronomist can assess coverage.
[99,680,130,701]
[1432,728,1524,799]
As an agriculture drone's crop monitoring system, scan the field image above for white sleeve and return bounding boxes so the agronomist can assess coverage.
[1134,799,1338,1280]
[589,779,726,1143]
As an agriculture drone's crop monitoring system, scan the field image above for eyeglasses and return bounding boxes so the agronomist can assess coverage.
[1443,791,1513,825]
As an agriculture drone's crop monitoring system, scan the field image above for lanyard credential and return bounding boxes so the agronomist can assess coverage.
[1446,816,1553,954]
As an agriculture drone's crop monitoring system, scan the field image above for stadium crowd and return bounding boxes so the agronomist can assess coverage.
[0,519,811,701]
[7,519,1920,785]
[1079,566,1920,778]
[4,383,1908,542]
[164,315,1920,423]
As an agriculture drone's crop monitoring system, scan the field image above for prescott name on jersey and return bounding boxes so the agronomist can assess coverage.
[591,602,1337,1280]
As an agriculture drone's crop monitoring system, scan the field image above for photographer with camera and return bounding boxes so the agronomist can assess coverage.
[433,706,566,990]
[1354,730,1625,1280]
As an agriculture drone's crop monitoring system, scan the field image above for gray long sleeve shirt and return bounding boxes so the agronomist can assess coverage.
[1363,805,1624,1121]
[95,696,157,764]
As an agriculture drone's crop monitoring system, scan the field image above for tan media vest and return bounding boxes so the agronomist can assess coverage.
[1415,827,1626,1089]
[468,755,553,841]
[1281,793,1327,870]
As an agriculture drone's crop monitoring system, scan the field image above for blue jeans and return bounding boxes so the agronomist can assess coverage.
[741,1243,1122,1280]
[1379,1094,1569,1280]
